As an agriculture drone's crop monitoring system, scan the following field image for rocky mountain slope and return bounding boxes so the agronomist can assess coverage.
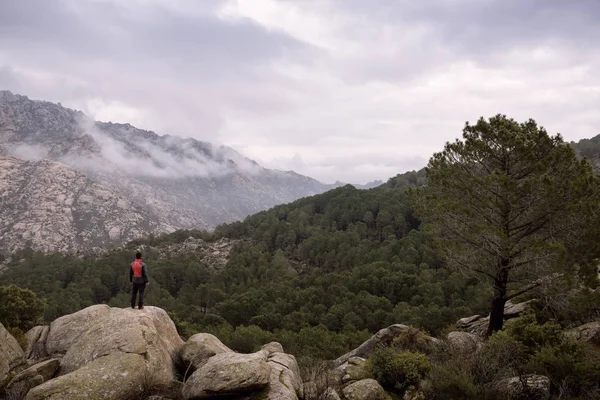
[0,157,166,253]
[0,90,341,252]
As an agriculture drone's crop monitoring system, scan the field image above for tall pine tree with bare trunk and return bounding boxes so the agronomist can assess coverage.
[414,115,600,336]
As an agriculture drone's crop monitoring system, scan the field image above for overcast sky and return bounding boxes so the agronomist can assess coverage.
[1,0,599,184]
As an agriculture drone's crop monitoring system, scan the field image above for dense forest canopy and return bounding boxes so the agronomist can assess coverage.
[1,169,491,358]
[1,131,599,361]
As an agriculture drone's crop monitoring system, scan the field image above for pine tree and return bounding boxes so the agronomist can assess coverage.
[414,115,600,335]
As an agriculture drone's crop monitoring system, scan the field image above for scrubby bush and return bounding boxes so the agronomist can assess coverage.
[525,342,600,397]
[506,312,564,354]
[473,331,526,383]
[423,334,521,400]
[0,284,46,331]
[368,347,430,391]
[503,312,600,398]
[423,356,476,400]
[392,326,432,354]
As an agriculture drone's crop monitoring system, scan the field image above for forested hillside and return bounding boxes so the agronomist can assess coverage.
[573,133,600,171]
[2,131,599,361]
[0,168,491,358]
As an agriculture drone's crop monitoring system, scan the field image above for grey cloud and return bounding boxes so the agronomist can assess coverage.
[0,0,316,139]
[0,0,311,76]
[328,0,600,84]
[0,0,598,183]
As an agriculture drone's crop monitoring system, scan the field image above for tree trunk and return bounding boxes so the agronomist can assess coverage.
[486,268,509,337]
[486,295,506,337]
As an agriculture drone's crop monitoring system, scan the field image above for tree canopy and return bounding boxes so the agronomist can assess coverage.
[414,115,600,335]
[1,174,490,358]
[0,284,46,331]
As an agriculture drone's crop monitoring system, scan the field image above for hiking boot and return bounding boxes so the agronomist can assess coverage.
[138,306,144,310]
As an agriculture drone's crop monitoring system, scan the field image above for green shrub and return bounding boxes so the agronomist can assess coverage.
[525,342,600,397]
[474,331,526,383]
[505,311,600,397]
[424,332,528,399]
[368,347,430,391]
[505,312,563,354]
[423,358,476,400]
[392,326,432,354]
[0,284,46,331]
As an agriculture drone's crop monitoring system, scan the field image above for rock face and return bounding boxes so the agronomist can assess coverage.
[5,359,60,400]
[0,90,343,253]
[456,300,532,337]
[334,324,409,367]
[566,321,600,346]
[0,156,164,253]
[0,322,25,385]
[447,331,481,352]
[342,379,390,400]
[180,332,232,371]
[495,375,551,400]
[265,349,303,400]
[24,326,49,360]
[25,352,148,400]
[20,305,183,400]
[182,350,271,399]
[341,357,370,383]
[45,304,112,355]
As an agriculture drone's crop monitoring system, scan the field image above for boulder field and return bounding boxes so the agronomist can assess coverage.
[0,305,304,400]
[0,301,595,399]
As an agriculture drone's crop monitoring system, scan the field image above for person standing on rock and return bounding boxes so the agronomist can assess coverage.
[130,252,149,309]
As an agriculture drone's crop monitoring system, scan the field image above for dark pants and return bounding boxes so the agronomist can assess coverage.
[131,283,146,308]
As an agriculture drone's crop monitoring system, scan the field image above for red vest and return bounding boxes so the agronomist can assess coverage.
[132,259,143,277]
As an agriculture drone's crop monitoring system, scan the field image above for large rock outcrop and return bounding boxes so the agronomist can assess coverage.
[456,300,533,337]
[0,322,25,385]
[5,359,60,399]
[25,352,148,400]
[182,350,271,399]
[180,332,232,371]
[342,379,390,400]
[334,324,410,367]
[265,347,303,400]
[7,304,307,400]
[20,305,184,399]
[24,326,49,361]
[0,156,165,253]
[58,307,182,380]
[181,337,303,400]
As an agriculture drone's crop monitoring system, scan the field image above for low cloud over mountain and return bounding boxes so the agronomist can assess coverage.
[0,91,342,252]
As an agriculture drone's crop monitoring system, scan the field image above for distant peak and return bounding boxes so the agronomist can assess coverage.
[0,90,19,102]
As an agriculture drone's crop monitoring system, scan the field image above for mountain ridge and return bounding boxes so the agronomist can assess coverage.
[0,90,343,252]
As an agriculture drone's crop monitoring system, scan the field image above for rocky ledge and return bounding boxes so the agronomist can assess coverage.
[1,302,597,400]
[0,305,303,400]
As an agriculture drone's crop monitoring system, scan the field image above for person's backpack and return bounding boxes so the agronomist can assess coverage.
[132,259,144,278]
